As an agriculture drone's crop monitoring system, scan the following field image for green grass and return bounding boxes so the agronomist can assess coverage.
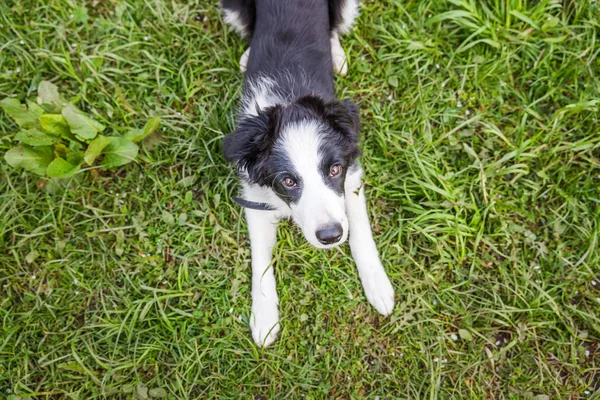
[1,0,599,398]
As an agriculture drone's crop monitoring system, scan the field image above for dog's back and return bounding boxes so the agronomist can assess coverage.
[245,0,334,99]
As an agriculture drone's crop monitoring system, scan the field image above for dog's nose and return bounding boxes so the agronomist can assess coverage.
[316,223,343,245]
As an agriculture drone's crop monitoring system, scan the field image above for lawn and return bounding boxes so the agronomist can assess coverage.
[1,0,599,398]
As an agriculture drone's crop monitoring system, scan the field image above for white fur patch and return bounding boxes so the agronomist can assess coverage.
[278,121,348,248]
[336,0,360,34]
[244,207,281,347]
[330,32,348,75]
[242,77,282,116]
[223,9,248,37]
[239,47,250,72]
[344,166,395,315]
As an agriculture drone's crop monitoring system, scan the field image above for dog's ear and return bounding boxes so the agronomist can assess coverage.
[223,106,280,183]
[325,99,360,141]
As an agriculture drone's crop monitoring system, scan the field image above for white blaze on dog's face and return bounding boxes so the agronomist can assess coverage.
[223,95,361,249]
[276,121,349,248]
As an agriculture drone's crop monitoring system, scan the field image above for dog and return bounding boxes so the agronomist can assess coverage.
[221,0,395,347]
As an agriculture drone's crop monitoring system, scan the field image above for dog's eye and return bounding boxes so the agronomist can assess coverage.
[283,177,296,187]
[329,164,342,177]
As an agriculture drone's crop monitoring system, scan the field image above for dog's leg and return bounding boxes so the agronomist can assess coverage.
[345,166,395,315]
[239,47,250,72]
[246,208,280,347]
[330,31,348,76]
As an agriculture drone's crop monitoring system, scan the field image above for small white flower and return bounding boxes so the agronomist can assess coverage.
[436,63,440,69]
[70,14,74,19]
[585,390,590,395]
[15,67,21,73]
[75,291,79,295]
[229,307,233,313]
[451,334,458,341]
[585,349,590,357]
[20,40,25,45]
[434,357,439,362]
[198,271,202,276]
[74,278,78,284]
[592,280,597,286]
[457,101,463,108]
[533,265,540,270]
[71,43,77,48]
[495,340,501,346]
[465,109,471,116]
[432,300,437,305]
[31,275,36,280]
[441,82,446,88]
[144,36,149,41]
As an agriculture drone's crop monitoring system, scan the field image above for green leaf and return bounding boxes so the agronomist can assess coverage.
[62,104,105,140]
[124,117,161,143]
[542,16,559,31]
[66,148,84,166]
[84,135,111,165]
[73,5,89,24]
[39,114,72,138]
[102,137,139,168]
[162,210,175,226]
[46,157,80,178]
[25,250,40,264]
[15,128,57,146]
[458,329,473,341]
[1,98,44,128]
[4,145,54,176]
[37,81,61,109]
[148,388,167,398]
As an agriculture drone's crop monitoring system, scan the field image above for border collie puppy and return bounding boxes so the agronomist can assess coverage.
[221,0,394,347]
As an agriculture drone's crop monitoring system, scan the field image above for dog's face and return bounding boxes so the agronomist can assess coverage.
[224,96,361,249]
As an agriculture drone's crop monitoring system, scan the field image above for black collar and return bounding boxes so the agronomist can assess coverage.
[232,196,276,211]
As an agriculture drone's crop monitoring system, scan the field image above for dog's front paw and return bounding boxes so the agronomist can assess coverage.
[239,47,250,73]
[361,268,395,316]
[331,47,348,76]
[250,299,280,347]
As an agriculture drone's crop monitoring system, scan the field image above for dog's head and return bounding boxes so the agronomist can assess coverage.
[223,95,360,249]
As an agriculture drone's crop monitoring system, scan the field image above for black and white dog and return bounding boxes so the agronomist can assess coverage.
[221,0,394,347]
